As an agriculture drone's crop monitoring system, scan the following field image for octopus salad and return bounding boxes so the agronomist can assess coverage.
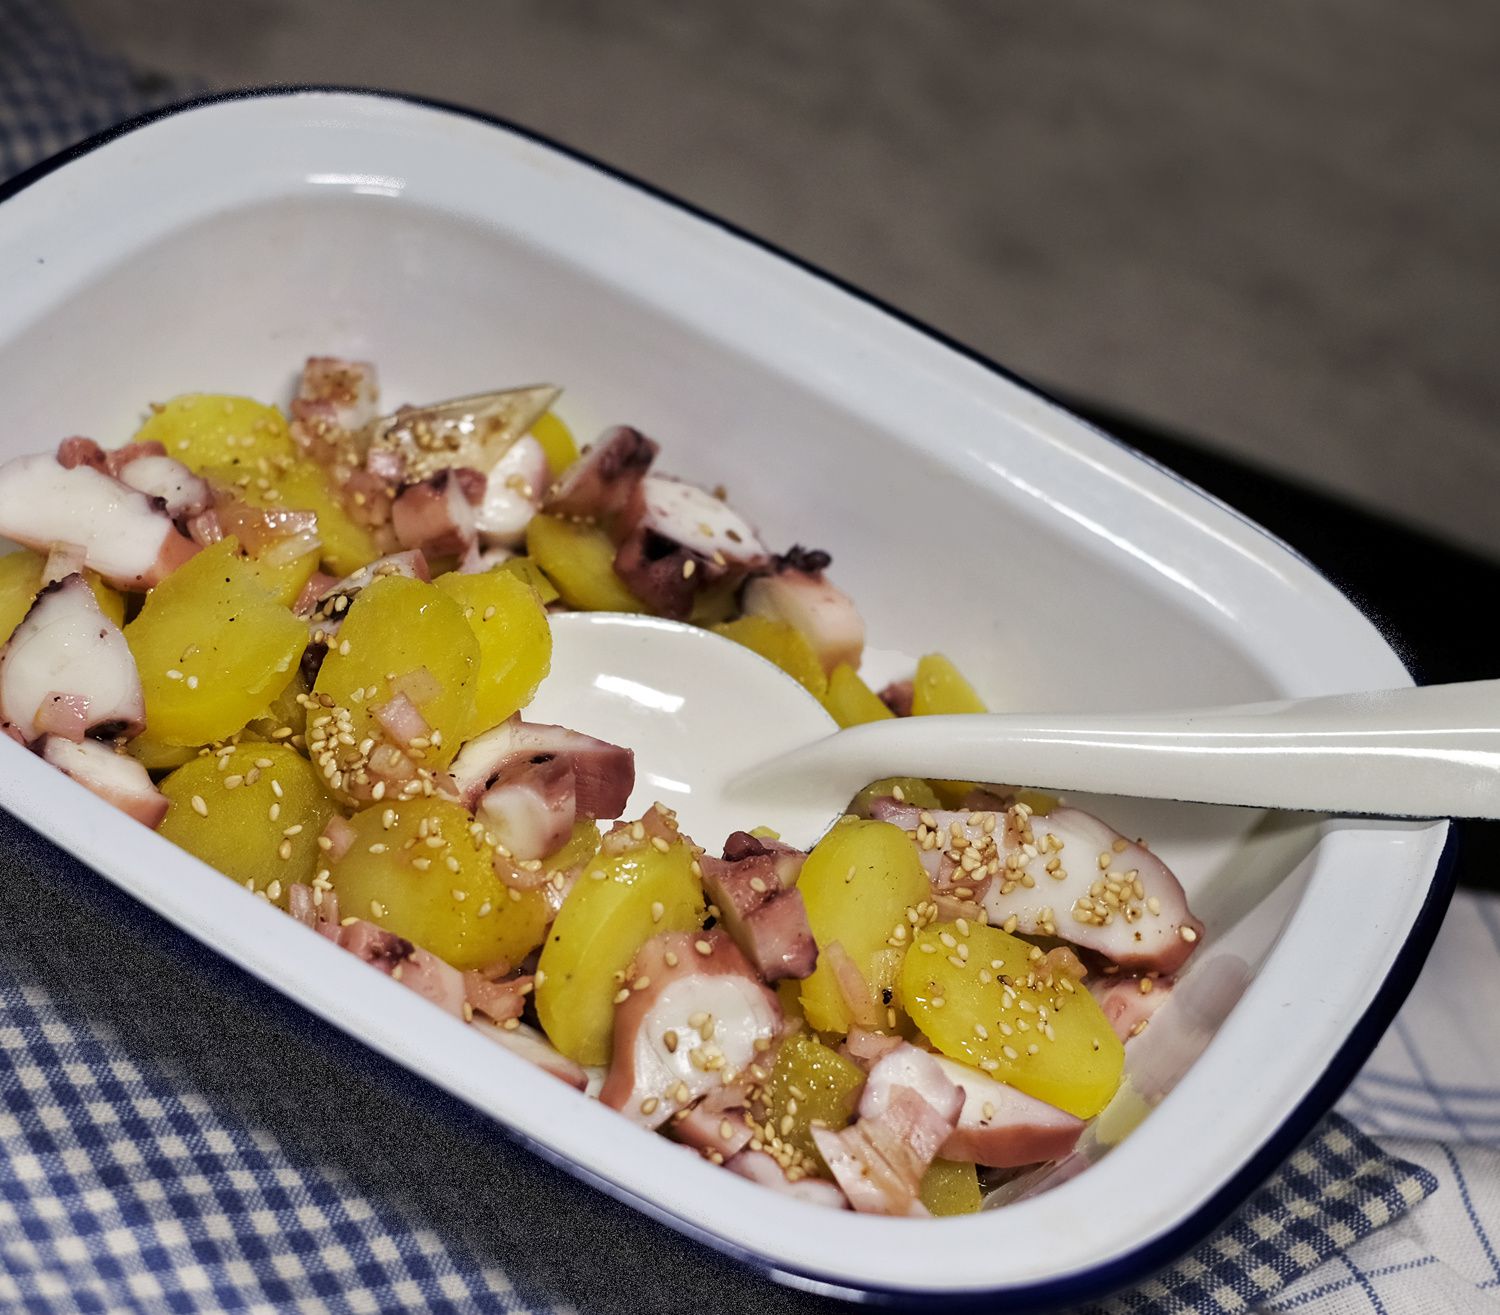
[0,360,1204,1217]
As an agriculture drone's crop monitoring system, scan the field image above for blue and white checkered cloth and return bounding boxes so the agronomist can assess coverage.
[3,5,1500,1309]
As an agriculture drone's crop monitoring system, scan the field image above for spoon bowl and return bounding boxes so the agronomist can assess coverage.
[526,612,836,849]
[534,612,1500,850]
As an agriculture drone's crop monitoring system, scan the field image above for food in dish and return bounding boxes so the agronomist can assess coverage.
[0,358,1204,1216]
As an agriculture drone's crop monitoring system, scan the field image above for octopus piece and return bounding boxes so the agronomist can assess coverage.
[543,425,658,529]
[928,1055,1084,1168]
[113,452,214,521]
[870,798,1204,975]
[35,736,168,828]
[811,1044,962,1216]
[1089,974,1176,1043]
[294,356,380,435]
[670,1100,754,1163]
[464,970,535,1025]
[476,435,550,548]
[56,437,108,470]
[725,1150,849,1210]
[741,547,865,675]
[471,1019,589,1090]
[318,918,466,1019]
[0,454,199,590]
[391,468,483,558]
[878,680,914,718]
[613,476,769,620]
[0,575,145,744]
[304,550,430,631]
[449,717,635,862]
[699,832,817,982]
[599,930,781,1130]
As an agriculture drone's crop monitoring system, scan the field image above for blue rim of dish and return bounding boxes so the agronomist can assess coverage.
[0,86,1462,1309]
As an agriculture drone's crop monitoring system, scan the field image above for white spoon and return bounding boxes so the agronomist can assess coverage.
[526,611,1500,851]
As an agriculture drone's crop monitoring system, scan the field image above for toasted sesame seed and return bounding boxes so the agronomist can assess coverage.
[663,1030,679,1053]
[640,1097,660,1115]
[277,840,293,861]
[190,794,208,817]
[664,951,679,968]
[1001,1045,1019,1061]
[1179,925,1198,943]
[370,900,387,918]
[165,669,184,681]
[695,939,713,956]
[613,988,631,1004]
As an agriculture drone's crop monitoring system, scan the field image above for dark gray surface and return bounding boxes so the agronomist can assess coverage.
[0,809,850,1315]
[58,0,1500,558]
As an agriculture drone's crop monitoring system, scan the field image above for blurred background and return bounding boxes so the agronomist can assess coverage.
[32,0,1500,555]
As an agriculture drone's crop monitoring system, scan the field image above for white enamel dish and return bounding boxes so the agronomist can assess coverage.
[0,90,1455,1305]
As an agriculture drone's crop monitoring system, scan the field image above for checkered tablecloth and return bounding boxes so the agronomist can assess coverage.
[3,4,1500,1311]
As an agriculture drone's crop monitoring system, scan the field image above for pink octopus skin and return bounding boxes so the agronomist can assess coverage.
[871,798,1204,974]
[600,930,781,1130]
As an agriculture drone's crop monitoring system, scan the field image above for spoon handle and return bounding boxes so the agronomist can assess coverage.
[737,679,1500,819]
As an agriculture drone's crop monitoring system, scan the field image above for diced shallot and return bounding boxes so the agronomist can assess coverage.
[811,1044,961,1216]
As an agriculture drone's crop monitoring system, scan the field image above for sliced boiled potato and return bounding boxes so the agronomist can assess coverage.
[919,1159,982,1216]
[822,663,894,729]
[529,411,579,477]
[526,514,647,613]
[434,568,552,737]
[752,1031,864,1173]
[713,616,828,700]
[899,920,1124,1119]
[158,744,335,906]
[797,818,931,1035]
[134,393,297,472]
[312,574,479,780]
[328,795,550,970]
[535,833,705,1065]
[124,537,305,746]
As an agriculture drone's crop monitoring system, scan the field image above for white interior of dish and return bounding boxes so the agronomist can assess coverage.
[0,93,1447,1298]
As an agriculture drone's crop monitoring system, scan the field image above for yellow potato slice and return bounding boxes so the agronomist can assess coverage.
[526,514,648,613]
[535,831,705,1065]
[434,568,552,737]
[312,574,479,785]
[900,920,1124,1119]
[328,795,550,970]
[822,663,895,729]
[158,744,335,907]
[797,818,931,1035]
[713,616,828,700]
[124,538,305,746]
